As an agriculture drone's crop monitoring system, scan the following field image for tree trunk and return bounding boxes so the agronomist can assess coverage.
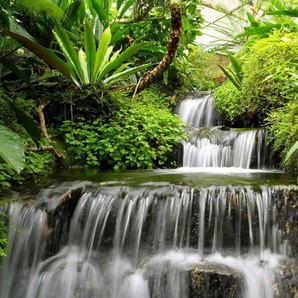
[37,103,49,139]
[135,1,182,93]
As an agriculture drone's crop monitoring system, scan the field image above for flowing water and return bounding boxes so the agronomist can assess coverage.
[0,93,297,298]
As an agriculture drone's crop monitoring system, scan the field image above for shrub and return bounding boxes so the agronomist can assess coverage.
[266,101,298,171]
[214,80,247,126]
[169,44,215,91]
[60,103,185,170]
[241,31,298,125]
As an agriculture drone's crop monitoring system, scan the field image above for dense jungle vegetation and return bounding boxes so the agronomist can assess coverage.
[0,0,298,257]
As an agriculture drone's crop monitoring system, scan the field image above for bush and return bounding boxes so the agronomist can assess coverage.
[60,102,185,170]
[241,31,298,125]
[214,80,247,126]
[169,44,215,91]
[266,101,298,171]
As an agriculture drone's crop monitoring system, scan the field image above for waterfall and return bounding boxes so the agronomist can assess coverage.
[177,93,268,169]
[1,182,296,298]
[1,92,297,298]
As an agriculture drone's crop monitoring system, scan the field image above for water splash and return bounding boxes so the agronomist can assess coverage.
[0,184,289,298]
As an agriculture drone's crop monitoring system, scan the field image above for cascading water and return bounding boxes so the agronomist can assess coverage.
[0,93,297,298]
[178,93,268,169]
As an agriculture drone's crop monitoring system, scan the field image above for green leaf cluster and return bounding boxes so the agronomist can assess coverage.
[52,22,150,86]
[266,101,298,170]
[0,208,8,259]
[214,80,247,126]
[60,101,185,170]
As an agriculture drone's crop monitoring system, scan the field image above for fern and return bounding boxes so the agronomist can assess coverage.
[17,0,64,22]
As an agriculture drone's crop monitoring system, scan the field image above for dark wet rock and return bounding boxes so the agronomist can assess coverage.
[273,187,298,257]
[146,261,244,298]
[273,259,298,298]
[45,187,84,257]
[189,263,245,298]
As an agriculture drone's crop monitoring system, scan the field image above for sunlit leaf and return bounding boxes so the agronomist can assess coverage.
[0,125,24,173]
[284,141,298,164]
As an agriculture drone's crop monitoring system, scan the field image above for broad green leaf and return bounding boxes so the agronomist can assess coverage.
[53,25,84,82]
[268,9,298,17]
[78,48,89,83]
[2,27,74,83]
[84,20,96,81]
[0,125,24,173]
[117,0,125,10]
[109,48,121,63]
[227,53,242,81]
[284,141,298,164]
[2,96,41,146]
[94,27,112,81]
[103,63,151,85]
[91,0,108,25]
[218,65,241,90]
[118,0,134,18]
[62,0,83,29]
[246,12,260,27]
[111,62,131,75]
[98,42,147,80]
[236,24,282,38]
[110,27,128,45]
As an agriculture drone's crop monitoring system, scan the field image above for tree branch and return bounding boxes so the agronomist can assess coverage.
[29,146,65,159]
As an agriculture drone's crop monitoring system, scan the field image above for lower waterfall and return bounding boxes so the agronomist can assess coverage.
[0,178,297,298]
[0,93,297,297]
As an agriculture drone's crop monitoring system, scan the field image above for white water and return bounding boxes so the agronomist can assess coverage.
[177,93,268,168]
[0,184,288,298]
[0,93,290,298]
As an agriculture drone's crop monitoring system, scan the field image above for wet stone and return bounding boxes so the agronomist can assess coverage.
[189,263,245,298]
[273,259,298,298]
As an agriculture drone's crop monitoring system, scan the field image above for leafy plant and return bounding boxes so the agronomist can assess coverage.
[60,101,185,170]
[0,125,24,173]
[266,101,298,171]
[169,44,215,91]
[240,31,298,124]
[214,80,246,126]
[218,53,243,91]
[52,21,150,86]
[0,209,8,258]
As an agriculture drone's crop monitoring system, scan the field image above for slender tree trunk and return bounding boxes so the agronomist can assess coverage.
[135,1,182,93]
[37,103,49,139]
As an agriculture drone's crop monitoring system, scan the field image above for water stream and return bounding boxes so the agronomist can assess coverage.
[0,93,297,298]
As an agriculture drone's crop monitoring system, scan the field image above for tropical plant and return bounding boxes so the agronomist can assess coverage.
[169,44,215,91]
[60,89,185,170]
[0,125,24,173]
[214,80,247,126]
[53,22,150,86]
[218,53,243,90]
[241,31,298,124]
[266,101,298,171]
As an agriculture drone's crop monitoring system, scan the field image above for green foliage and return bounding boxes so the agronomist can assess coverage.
[60,99,185,170]
[53,22,150,86]
[266,101,298,171]
[17,0,64,22]
[0,208,8,258]
[169,44,215,91]
[214,80,247,126]
[237,0,298,39]
[218,53,243,91]
[241,31,298,124]
[0,125,24,173]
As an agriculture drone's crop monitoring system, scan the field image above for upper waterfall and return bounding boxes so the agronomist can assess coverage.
[177,93,268,169]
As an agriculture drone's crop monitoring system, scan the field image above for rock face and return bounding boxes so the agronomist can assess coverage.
[273,259,298,298]
[272,187,298,257]
[146,262,245,298]
[189,263,245,298]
